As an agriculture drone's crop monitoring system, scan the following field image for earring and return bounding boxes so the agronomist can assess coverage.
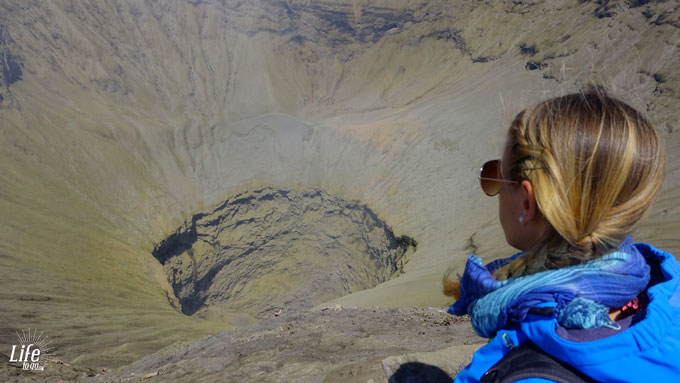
[519,216,524,223]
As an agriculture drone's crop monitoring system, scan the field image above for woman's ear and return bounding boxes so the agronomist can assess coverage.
[520,180,539,225]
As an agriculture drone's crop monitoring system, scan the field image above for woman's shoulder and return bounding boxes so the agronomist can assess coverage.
[521,242,680,381]
[453,241,680,382]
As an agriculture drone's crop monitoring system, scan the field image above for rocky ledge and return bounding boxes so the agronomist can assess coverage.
[100,307,483,383]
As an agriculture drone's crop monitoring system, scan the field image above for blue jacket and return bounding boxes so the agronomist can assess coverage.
[453,243,680,383]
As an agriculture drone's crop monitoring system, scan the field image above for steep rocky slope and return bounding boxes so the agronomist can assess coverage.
[1,0,679,373]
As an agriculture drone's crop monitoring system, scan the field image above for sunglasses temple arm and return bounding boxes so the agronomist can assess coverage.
[478,176,518,184]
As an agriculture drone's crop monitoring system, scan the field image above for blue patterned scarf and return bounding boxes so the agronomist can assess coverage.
[448,237,650,338]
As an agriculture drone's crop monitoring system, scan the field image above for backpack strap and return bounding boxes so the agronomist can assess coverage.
[479,340,597,383]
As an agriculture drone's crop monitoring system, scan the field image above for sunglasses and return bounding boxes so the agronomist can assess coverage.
[479,159,519,196]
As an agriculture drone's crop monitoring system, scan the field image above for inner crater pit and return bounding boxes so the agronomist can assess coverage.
[152,187,417,320]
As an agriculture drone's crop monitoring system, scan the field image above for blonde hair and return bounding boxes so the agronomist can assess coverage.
[443,91,665,298]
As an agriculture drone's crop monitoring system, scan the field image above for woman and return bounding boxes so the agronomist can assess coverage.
[444,92,680,382]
